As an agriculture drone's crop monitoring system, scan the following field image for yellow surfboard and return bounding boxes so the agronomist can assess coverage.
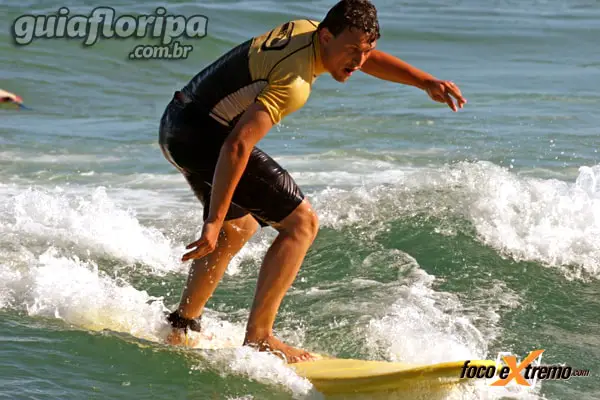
[290,356,497,395]
[168,330,497,395]
[92,322,497,396]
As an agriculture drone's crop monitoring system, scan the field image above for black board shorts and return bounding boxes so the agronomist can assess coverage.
[158,91,304,227]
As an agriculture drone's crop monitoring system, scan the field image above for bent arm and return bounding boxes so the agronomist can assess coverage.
[360,50,435,89]
[206,102,274,224]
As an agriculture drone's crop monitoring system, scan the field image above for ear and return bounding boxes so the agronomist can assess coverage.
[318,27,334,45]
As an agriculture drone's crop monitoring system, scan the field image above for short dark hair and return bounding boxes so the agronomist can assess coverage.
[318,0,380,42]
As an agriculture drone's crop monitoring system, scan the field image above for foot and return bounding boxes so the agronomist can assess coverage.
[165,328,201,347]
[244,335,317,363]
[164,310,205,347]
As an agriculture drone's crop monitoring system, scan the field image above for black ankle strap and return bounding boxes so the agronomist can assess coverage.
[166,310,202,333]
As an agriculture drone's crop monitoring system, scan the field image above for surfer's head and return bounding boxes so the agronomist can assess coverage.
[317,0,380,82]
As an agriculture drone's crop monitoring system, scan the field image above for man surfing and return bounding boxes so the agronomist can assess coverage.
[159,0,466,363]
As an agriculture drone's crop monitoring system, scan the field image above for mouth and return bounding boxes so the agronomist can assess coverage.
[343,67,359,76]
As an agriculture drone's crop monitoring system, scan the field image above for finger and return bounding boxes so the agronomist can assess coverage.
[182,247,208,262]
[186,238,204,249]
[182,242,216,261]
[446,83,467,108]
[452,91,466,108]
[430,91,444,103]
[444,93,457,112]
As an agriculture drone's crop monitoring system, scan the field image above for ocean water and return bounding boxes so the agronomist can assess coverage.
[1,0,599,399]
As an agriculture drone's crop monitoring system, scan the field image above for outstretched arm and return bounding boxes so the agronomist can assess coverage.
[361,50,434,88]
[361,50,467,111]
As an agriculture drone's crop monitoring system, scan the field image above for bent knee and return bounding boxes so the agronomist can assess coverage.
[298,208,319,241]
[222,215,259,240]
[280,201,319,241]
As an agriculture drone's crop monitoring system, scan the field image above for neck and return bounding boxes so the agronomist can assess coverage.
[313,30,327,76]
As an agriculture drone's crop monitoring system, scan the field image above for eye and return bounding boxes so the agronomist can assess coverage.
[348,47,361,57]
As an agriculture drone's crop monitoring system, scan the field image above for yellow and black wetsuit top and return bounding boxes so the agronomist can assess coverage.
[181,19,326,127]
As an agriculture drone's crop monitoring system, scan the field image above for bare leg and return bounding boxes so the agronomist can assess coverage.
[167,214,259,345]
[243,199,319,363]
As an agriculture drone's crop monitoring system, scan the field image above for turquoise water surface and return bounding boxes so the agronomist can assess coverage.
[1,1,599,399]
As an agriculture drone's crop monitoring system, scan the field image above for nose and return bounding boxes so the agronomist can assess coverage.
[354,51,369,69]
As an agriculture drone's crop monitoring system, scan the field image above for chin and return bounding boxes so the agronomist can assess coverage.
[332,72,350,83]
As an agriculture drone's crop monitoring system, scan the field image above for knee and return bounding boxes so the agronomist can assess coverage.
[223,215,259,240]
[289,202,319,242]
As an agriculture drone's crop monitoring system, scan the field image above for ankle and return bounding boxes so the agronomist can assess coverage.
[244,328,272,343]
[166,310,202,333]
[177,306,203,320]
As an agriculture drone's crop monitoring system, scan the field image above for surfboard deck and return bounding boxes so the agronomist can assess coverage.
[289,356,497,395]
[111,326,495,396]
[164,330,497,395]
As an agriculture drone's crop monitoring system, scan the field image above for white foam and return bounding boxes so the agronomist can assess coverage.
[2,157,570,398]
[198,346,315,397]
[227,234,273,276]
[278,247,532,399]
[360,250,533,400]
[1,185,184,274]
[0,242,536,399]
[4,155,597,282]
[361,250,488,363]
[462,163,600,279]
[295,169,408,187]
[0,247,317,397]
[0,150,120,164]
[0,180,282,283]
[0,247,167,341]
[305,161,600,280]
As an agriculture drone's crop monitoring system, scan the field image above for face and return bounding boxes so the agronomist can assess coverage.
[319,27,376,82]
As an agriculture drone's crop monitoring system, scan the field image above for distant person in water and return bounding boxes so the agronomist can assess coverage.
[158,0,466,363]
[0,88,22,105]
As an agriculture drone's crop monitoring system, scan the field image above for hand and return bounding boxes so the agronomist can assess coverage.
[423,79,466,112]
[181,220,222,262]
[0,88,22,104]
